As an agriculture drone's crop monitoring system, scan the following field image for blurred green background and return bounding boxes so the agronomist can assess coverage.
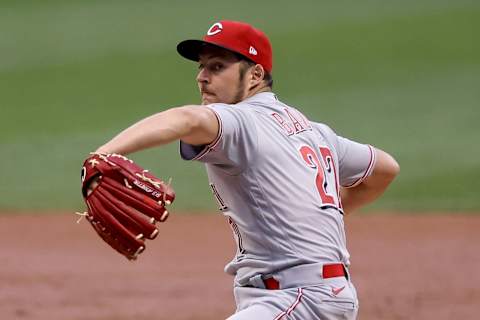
[1,0,478,212]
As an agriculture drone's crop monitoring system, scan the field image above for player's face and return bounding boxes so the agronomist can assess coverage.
[197,47,249,105]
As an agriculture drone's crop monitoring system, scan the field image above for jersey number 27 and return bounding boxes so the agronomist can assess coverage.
[299,145,342,210]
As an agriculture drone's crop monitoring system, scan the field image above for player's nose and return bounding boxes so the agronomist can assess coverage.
[196,68,209,84]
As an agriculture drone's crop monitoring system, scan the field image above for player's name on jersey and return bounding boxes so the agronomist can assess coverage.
[271,108,312,136]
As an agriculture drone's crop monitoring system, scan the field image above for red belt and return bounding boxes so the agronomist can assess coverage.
[262,263,346,290]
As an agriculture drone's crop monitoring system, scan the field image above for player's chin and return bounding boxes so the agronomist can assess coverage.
[201,95,218,105]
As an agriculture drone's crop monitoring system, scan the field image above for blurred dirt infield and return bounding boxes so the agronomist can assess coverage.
[0,213,479,320]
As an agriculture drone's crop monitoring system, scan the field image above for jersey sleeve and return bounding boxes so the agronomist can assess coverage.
[179,103,258,174]
[313,122,376,188]
[336,136,376,188]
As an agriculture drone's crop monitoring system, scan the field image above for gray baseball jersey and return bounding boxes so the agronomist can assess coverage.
[180,92,375,287]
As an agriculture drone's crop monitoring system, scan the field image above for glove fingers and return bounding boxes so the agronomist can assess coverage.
[96,187,159,240]
[101,176,169,222]
[89,218,135,259]
[88,198,140,259]
[87,194,145,259]
[89,199,145,260]
[88,210,136,259]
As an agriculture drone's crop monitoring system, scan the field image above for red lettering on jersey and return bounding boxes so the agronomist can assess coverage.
[271,112,294,135]
[271,110,312,136]
[285,108,305,133]
[300,146,336,205]
[298,112,312,130]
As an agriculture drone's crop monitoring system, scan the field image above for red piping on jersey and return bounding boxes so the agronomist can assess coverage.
[343,144,376,188]
[273,288,304,320]
[190,107,223,161]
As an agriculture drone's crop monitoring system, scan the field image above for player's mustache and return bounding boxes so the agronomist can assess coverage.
[199,87,215,95]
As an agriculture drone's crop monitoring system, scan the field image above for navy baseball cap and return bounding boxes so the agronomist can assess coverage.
[177,20,273,73]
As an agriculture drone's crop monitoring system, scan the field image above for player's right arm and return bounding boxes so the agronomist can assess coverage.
[340,148,399,214]
[95,105,219,155]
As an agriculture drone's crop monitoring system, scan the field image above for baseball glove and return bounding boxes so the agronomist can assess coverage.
[79,152,175,260]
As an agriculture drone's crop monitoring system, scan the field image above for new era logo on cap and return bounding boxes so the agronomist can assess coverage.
[177,20,273,73]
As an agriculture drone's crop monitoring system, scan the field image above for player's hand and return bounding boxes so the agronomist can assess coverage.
[86,176,100,196]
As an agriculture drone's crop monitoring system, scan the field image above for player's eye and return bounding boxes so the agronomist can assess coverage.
[211,63,223,72]
[198,64,204,70]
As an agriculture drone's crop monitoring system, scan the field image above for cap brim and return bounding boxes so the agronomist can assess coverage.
[177,39,248,62]
[176,39,207,62]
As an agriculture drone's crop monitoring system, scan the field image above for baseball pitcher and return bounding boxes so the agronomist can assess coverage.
[80,20,399,319]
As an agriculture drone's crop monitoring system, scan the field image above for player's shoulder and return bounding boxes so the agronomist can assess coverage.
[207,93,278,120]
[207,102,252,118]
[311,121,338,137]
[310,121,342,149]
[237,92,279,112]
[206,101,257,132]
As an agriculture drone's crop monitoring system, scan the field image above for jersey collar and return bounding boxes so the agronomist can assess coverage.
[241,91,277,105]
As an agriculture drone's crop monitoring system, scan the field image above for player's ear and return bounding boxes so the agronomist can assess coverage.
[249,64,265,88]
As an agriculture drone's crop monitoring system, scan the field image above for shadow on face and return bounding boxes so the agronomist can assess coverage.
[198,44,241,65]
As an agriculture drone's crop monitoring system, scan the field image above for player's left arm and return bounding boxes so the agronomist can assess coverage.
[96,105,219,155]
[340,147,399,214]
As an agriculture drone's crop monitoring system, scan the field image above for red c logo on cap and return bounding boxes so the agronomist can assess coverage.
[207,22,223,36]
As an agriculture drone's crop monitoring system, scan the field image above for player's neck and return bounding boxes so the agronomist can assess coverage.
[245,85,271,100]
